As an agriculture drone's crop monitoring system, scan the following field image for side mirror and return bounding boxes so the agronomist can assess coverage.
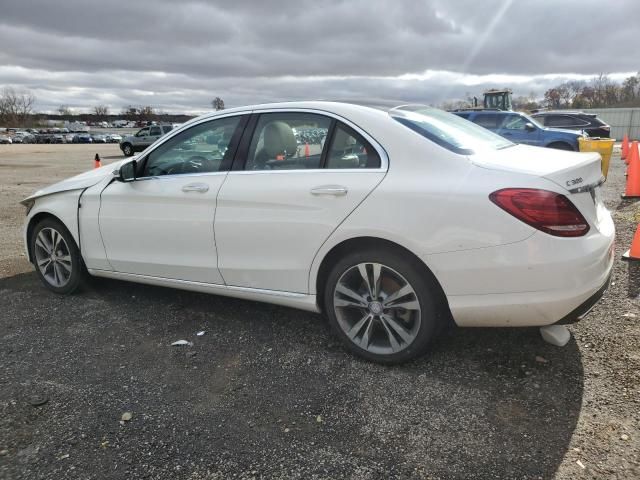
[525,122,536,131]
[118,160,137,182]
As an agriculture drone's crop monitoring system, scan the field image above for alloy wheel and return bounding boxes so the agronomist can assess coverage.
[333,262,421,355]
[34,227,72,288]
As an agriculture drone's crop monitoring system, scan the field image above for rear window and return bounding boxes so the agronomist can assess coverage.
[391,107,513,154]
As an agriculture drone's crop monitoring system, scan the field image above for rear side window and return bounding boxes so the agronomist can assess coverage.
[245,112,331,170]
[162,125,174,133]
[472,114,501,129]
[149,126,161,136]
[326,123,380,169]
[545,115,588,127]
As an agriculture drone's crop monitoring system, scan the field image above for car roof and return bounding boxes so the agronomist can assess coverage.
[532,110,596,117]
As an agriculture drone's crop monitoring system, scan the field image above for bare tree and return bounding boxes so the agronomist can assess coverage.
[58,105,73,117]
[211,97,225,110]
[0,87,36,126]
[93,105,109,120]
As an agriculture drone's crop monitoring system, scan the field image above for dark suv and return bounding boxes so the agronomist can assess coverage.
[531,111,610,138]
[453,110,584,151]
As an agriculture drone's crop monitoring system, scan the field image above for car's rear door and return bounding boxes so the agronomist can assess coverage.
[98,114,248,283]
[214,110,387,293]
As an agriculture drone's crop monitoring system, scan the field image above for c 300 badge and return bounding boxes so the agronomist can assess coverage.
[566,177,583,187]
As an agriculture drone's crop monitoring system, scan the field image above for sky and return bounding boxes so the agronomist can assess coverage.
[1,0,639,114]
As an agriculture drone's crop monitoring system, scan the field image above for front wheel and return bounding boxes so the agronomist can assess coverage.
[121,143,134,156]
[324,249,444,364]
[30,218,85,294]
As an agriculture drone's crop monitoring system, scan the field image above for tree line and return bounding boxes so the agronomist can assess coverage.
[0,90,227,127]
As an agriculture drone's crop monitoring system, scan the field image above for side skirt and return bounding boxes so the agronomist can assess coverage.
[87,269,320,313]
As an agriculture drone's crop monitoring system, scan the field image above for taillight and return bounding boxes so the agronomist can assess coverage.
[489,188,590,237]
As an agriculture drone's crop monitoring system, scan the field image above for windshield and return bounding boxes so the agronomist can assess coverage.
[390,106,513,154]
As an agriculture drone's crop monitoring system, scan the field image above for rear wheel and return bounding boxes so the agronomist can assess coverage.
[324,249,443,364]
[30,218,85,294]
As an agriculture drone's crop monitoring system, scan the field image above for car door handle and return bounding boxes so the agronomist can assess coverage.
[182,183,209,193]
[310,185,348,196]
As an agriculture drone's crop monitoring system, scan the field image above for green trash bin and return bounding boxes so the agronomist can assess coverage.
[578,137,615,179]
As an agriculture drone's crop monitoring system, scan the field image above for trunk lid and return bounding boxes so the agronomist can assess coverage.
[470,144,607,231]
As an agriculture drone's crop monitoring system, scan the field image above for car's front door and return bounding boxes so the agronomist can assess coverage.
[214,111,387,293]
[148,125,162,145]
[132,127,150,149]
[98,114,247,283]
[497,114,540,145]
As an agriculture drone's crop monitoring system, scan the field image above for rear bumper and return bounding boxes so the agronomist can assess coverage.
[423,219,615,327]
[555,271,611,324]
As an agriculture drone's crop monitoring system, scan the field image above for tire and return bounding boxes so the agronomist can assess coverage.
[122,143,134,156]
[323,248,444,364]
[30,218,86,295]
[547,142,574,151]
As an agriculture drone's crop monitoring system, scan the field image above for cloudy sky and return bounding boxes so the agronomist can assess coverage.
[1,0,639,114]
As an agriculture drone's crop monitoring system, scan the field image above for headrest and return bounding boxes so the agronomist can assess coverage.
[263,121,298,157]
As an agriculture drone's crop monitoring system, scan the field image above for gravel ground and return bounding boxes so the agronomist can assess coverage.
[0,144,638,479]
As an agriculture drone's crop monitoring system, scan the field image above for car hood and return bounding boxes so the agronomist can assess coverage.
[20,159,129,205]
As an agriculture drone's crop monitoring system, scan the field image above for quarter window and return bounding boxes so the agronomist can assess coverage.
[326,123,380,169]
[142,116,243,177]
[245,113,331,170]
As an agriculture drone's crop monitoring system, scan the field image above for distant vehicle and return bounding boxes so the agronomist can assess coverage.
[453,110,584,151]
[11,136,23,144]
[51,134,65,144]
[112,120,128,128]
[120,124,174,156]
[91,134,107,143]
[531,111,611,138]
[72,134,93,144]
[0,135,12,144]
[106,133,122,143]
[65,134,76,143]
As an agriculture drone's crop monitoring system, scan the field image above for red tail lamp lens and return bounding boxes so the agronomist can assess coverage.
[489,188,590,237]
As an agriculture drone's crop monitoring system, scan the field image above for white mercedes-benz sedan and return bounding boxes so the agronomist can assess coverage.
[21,101,615,363]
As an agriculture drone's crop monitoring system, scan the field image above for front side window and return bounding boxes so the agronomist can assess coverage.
[245,113,331,170]
[142,116,243,177]
[501,115,528,130]
[326,123,380,169]
[391,107,512,154]
[137,128,150,137]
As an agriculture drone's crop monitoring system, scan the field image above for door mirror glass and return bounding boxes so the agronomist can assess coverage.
[118,160,137,182]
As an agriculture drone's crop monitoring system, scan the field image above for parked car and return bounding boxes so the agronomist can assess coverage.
[119,124,173,156]
[531,111,611,138]
[91,134,107,143]
[21,101,614,364]
[65,134,76,143]
[106,134,122,143]
[453,110,584,150]
[0,135,12,144]
[51,134,65,144]
[72,134,93,144]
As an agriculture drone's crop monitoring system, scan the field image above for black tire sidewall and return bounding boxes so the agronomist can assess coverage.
[30,218,84,295]
[323,249,441,364]
[122,144,133,156]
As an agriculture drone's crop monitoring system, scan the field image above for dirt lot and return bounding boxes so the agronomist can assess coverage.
[0,144,638,479]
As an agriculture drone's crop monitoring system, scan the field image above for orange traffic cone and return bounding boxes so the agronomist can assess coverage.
[304,142,310,157]
[622,141,640,198]
[94,153,102,169]
[622,224,640,261]
[621,134,630,163]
